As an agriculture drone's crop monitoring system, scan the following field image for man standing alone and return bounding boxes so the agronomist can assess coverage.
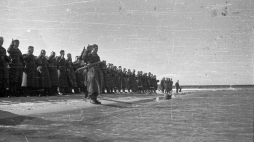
[175,80,180,94]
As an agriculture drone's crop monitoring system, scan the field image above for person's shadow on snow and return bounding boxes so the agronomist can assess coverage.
[0,110,48,126]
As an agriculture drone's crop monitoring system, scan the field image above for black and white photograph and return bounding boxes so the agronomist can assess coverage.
[0,0,253,141]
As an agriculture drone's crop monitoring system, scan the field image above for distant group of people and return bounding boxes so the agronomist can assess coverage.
[0,37,158,104]
[160,77,181,94]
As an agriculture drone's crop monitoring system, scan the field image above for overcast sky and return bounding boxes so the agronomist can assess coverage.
[0,0,253,85]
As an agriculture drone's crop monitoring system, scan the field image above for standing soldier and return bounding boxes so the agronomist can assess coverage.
[160,77,165,93]
[164,78,171,94]
[147,72,152,93]
[112,66,118,93]
[136,71,143,94]
[7,39,24,97]
[105,63,112,93]
[175,80,180,94]
[153,75,158,93]
[0,37,10,97]
[57,50,68,95]
[142,72,148,93]
[100,60,107,94]
[66,53,77,94]
[116,66,122,93]
[48,51,59,95]
[37,50,51,96]
[170,78,173,93]
[73,56,84,94]
[78,44,104,104]
[22,46,39,96]
[122,68,127,93]
[126,69,132,93]
[107,64,113,93]
[131,69,137,93]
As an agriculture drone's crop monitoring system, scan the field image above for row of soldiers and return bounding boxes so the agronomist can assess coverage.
[0,37,158,97]
[160,77,181,94]
[101,65,158,94]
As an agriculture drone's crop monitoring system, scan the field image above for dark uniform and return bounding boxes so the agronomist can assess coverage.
[160,78,165,93]
[131,70,137,93]
[112,66,118,93]
[57,51,68,95]
[0,43,10,97]
[136,71,143,93]
[7,40,24,96]
[73,58,84,94]
[66,55,77,94]
[48,52,59,95]
[37,50,51,96]
[22,48,39,95]
[126,70,132,92]
[81,44,104,104]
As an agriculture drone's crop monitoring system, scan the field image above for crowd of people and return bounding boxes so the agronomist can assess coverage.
[0,37,158,104]
[160,77,181,94]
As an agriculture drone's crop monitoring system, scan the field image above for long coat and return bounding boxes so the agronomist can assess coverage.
[7,45,24,84]
[136,74,143,88]
[131,73,137,91]
[0,46,10,89]
[73,61,84,88]
[48,56,59,87]
[66,59,77,88]
[164,80,172,91]
[23,53,39,88]
[82,52,103,95]
[37,56,51,88]
[57,56,68,88]
[126,72,132,90]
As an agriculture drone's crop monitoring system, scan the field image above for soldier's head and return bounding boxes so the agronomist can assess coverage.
[86,44,93,52]
[50,51,55,58]
[40,50,46,57]
[60,50,65,56]
[0,37,3,46]
[28,46,34,54]
[67,53,72,59]
[75,56,79,61]
[13,39,20,48]
[118,66,122,70]
[91,44,98,54]
[132,69,135,73]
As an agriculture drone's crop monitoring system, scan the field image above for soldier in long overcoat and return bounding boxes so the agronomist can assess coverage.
[131,69,137,93]
[78,44,104,104]
[22,46,39,96]
[66,53,77,94]
[0,37,10,97]
[57,50,68,95]
[73,56,84,94]
[126,69,132,93]
[112,66,118,93]
[48,51,59,95]
[136,71,143,94]
[37,50,51,96]
[7,39,24,97]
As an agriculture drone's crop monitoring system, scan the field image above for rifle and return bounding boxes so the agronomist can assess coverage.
[75,61,103,73]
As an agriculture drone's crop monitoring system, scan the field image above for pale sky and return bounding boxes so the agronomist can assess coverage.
[0,0,253,85]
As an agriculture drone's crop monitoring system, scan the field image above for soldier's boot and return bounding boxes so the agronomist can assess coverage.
[90,95,101,104]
